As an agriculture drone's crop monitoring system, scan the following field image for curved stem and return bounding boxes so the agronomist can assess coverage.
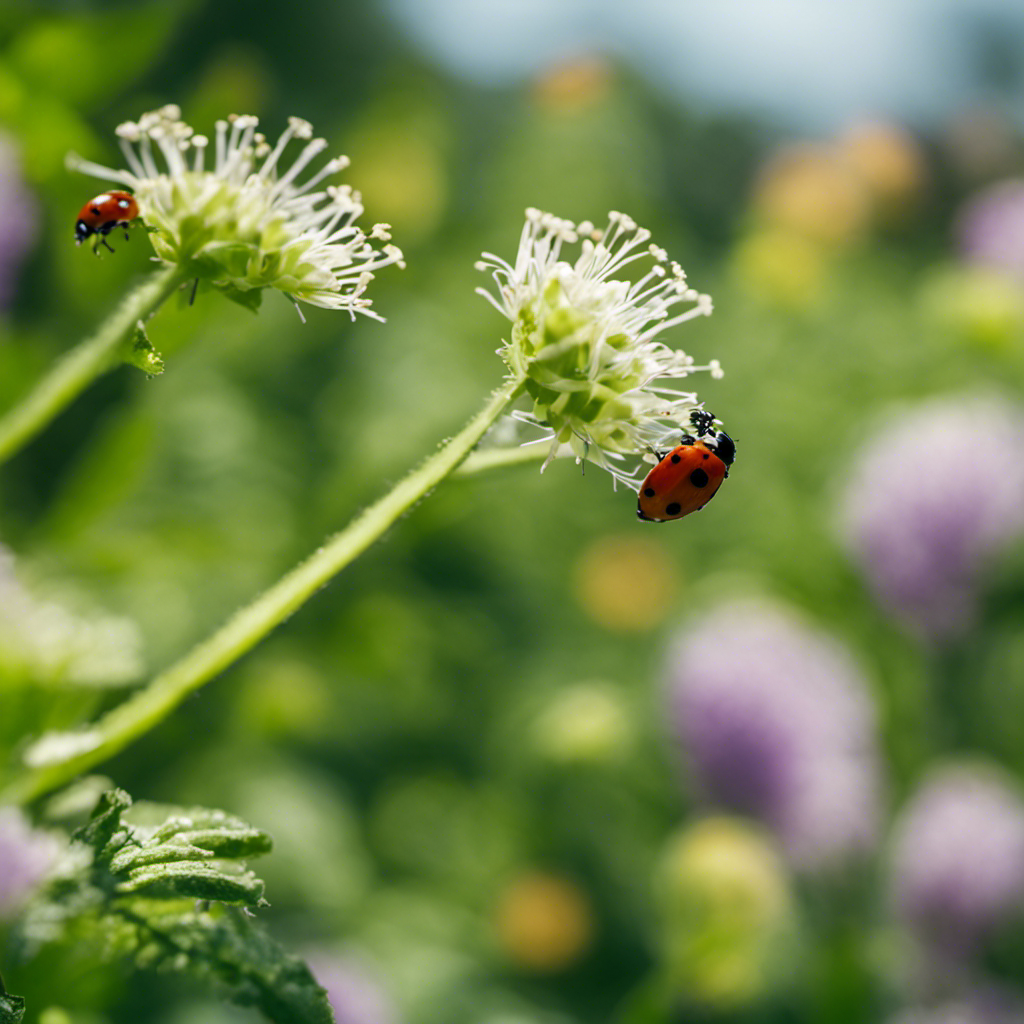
[3,374,526,805]
[0,266,186,465]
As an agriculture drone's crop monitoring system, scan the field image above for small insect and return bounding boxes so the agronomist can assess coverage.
[74,190,139,254]
[637,410,736,523]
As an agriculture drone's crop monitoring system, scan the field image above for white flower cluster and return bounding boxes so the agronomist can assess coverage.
[476,209,720,487]
[69,106,404,317]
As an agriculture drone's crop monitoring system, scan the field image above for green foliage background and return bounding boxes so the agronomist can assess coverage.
[3,2,1024,1023]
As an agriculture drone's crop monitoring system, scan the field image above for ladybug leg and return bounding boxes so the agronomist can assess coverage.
[189,278,199,306]
[100,236,116,254]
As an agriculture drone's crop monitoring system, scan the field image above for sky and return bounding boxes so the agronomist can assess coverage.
[384,0,1024,131]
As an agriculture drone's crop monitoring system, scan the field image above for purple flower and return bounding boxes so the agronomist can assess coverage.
[0,136,37,310]
[0,806,61,917]
[306,951,399,1024]
[666,598,883,872]
[889,763,1024,959]
[957,179,1024,282]
[891,995,1024,1024]
[839,394,1024,641]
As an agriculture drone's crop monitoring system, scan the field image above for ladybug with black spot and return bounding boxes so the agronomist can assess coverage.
[74,190,139,254]
[637,410,736,522]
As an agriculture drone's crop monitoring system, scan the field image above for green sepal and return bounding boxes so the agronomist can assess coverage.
[125,321,165,376]
[218,284,264,313]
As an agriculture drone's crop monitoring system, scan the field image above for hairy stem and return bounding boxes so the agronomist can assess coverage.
[0,266,186,465]
[455,442,554,476]
[3,375,526,805]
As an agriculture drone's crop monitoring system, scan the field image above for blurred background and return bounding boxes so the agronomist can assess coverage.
[4,1,1024,1022]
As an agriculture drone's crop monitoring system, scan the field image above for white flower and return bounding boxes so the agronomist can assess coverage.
[476,209,721,487]
[68,105,404,318]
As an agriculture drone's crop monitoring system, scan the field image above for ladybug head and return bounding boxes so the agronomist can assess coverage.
[709,430,736,466]
[74,220,92,244]
[689,409,717,437]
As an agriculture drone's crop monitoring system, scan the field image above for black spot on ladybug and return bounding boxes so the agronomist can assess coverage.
[643,487,656,497]
[702,453,709,460]
[666,502,682,516]
[90,206,101,215]
[690,468,709,488]
[671,454,681,464]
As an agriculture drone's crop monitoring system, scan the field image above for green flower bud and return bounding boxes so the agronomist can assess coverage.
[477,209,722,487]
[656,817,798,1009]
[69,106,403,318]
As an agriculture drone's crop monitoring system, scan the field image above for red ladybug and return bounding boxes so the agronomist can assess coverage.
[74,190,139,253]
[637,411,735,522]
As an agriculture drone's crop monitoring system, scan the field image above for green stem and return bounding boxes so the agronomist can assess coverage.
[455,442,554,476]
[0,266,186,465]
[3,374,526,805]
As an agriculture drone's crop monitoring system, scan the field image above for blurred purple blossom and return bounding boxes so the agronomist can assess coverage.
[957,179,1024,282]
[891,992,1024,1024]
[666,598,883,872]
[0,136,37,310]
[0,806,61,918]
[307,951,399,1024]
[889,763,1024,959]
[839,394,1024,641]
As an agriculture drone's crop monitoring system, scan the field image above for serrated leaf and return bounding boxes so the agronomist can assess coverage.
[24,790,332,1022]
[0,974,25,1024]
[72,787,132,860]
[149,809,263,841]
[173,827,273,858]
[118,861,266,906]
[0,992,25,1024]
[145,907,335,1024]
[108,840,216,874]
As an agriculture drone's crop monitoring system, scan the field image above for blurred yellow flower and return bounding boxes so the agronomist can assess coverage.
[532,56,613,112]
[573,533,679,631]
[753,142,869,246]
[494,871,594,971]
[837,120,927,226]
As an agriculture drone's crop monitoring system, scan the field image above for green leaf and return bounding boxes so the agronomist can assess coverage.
[0,974,25,1024]
[118,861,266,906]
[125,321,165,376]
[72,787,133,861]
[145,907,335,1024]
[24,789,331,1022]
[0,992,25,1024]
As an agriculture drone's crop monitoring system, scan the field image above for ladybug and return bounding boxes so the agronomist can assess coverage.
[74,190,139,253]
[637,410,736,522]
